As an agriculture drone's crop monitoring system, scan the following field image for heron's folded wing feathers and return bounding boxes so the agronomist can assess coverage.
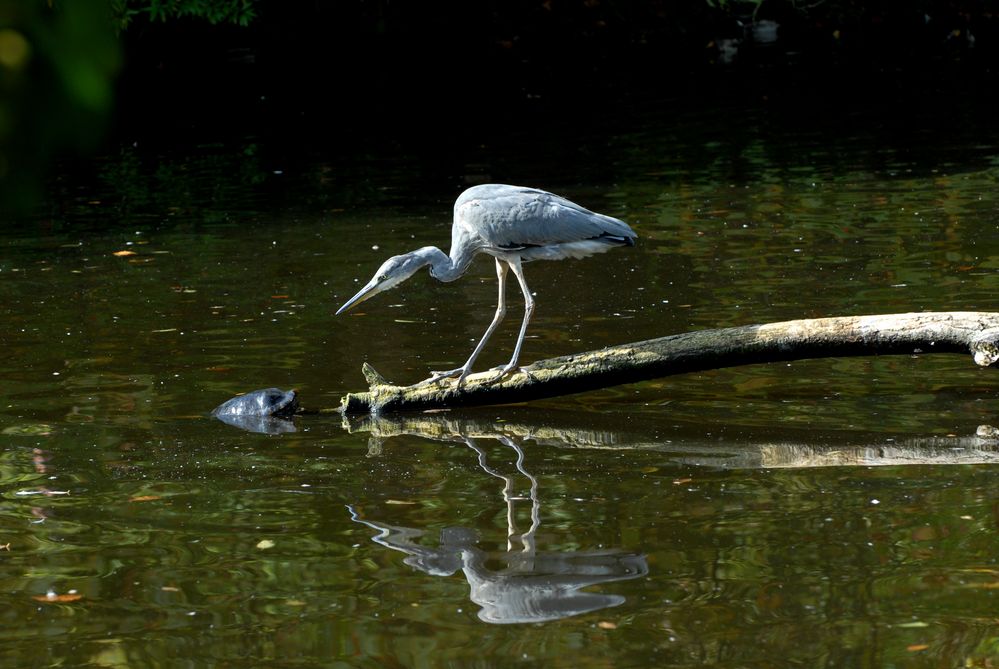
[458,188,635,251]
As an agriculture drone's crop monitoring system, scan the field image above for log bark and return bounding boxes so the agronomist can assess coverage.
[339,311,999,414]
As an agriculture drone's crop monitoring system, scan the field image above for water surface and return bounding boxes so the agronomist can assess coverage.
[2,98,999,666]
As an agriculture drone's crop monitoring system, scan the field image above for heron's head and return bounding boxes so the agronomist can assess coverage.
[335,251,430,315]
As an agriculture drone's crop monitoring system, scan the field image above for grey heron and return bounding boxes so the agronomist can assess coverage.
[336,184,637,386]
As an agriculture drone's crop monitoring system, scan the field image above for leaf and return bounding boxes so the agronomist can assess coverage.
[33,591,82,603]
[2,423,54,436]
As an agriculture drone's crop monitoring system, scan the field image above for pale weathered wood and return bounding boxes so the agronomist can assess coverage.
[339,311,999,414]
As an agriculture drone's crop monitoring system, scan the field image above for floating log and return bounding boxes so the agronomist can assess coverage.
[339,311,999,414]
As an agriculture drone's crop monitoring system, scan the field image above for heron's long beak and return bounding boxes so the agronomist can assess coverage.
[335,278,382,315]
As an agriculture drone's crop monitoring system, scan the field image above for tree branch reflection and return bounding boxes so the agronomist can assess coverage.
[343,411,999,468]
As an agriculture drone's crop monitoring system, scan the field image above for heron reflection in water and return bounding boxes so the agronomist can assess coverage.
[336,184,637,386]
[347,436,647,624]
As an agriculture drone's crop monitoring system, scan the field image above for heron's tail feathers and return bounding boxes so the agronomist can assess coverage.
[520,233,634,261]
[597,231,636,247]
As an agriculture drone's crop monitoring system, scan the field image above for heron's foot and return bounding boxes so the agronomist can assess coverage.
[408,367,469,389]
[482,364,536,386]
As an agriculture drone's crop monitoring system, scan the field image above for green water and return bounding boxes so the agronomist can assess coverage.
[3,100,999,666]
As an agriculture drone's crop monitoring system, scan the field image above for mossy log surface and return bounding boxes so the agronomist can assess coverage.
[339,311,999,415]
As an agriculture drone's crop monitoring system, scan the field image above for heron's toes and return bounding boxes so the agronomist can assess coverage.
[482,364,533,386]
[408,367,466,389]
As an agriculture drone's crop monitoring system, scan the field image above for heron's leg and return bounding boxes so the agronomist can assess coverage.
[411,259,508,388]
[484,258,535,384]
[454,259,509,383]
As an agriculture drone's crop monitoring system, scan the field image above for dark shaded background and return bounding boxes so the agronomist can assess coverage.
[3,1,999,216]
[114,1,998,147]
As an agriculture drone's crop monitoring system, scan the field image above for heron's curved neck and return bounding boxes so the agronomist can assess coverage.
[418,246,471,283]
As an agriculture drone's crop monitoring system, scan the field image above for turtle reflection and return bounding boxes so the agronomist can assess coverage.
[347,437,647,625]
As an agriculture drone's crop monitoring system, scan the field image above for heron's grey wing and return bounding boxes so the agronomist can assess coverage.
[457,187,635,251]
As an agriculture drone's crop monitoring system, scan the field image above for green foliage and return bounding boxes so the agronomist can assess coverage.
[704,0,764,9]
[0,0,259,217]
[0,1,121,216]
[110,0,258,31]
